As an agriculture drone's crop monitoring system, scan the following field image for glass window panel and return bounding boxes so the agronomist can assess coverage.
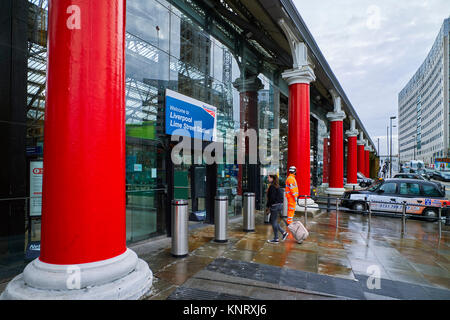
[399,183,421,196]
[380,183,397,194]
[126,0,170,53]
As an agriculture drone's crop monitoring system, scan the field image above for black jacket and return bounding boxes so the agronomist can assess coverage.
[266,184,284,208]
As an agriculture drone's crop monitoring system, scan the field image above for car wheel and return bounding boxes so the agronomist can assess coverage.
[422,208,438,222]
[352,202,366,213]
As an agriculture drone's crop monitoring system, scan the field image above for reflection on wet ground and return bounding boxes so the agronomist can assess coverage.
[142,209,450,300]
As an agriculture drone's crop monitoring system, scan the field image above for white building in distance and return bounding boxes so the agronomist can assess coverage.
[398,17,449,166]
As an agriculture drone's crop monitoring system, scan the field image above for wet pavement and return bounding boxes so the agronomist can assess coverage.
[1,208,449,300]
[138,209,450,300]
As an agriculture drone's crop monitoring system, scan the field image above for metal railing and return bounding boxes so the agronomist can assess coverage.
[294,193,449,239]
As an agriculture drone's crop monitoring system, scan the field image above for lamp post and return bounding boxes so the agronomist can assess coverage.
[390,116,396,178]
[413,134,416,160]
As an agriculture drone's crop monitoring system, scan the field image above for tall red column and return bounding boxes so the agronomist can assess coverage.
[282,66,315,199]
[345,119,358,189]
[365,146,371,178]
[288,83,312,197]
[279,29,319,212]
[41,0,127,265]
[322,136,330,186]
[1,0,153,300]
[357,133,366,176]
[326,90,346,196]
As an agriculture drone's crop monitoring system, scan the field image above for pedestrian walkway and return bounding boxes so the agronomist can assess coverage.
[135,209,450,300]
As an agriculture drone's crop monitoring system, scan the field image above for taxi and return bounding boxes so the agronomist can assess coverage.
[341,178,449,220]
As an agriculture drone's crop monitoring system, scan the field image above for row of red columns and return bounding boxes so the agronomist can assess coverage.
[322,119,372,189]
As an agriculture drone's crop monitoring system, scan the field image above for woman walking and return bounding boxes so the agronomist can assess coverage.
[266,174,288,243]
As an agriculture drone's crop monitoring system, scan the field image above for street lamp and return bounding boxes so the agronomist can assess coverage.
[413,134,416,160]
[390,116,396,178]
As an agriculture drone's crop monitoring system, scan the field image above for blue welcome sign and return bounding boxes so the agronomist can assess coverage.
[165,89,217,142]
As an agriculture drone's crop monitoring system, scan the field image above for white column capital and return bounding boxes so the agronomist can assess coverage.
[364,140,370,151]
[278,18,315,85]
[345,118,358,137]
[327,89,346,122]
[357,132,365,145]
[282,66,315,85]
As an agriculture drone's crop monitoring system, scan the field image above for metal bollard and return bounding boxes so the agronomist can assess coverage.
[282,191,288,218]
[335,198,339,229]
[243,192,255,232]
[214,195,228,243]
[304,196,308,226]
[264,202,271,224]
[438,206,442,240]
[401,202,406,236]
[326,196,330,213]
[368,200,372,233]
[171,199,189,258]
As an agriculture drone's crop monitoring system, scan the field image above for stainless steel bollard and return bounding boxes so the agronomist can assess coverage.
[336,198,339,229]
[368,200,372,233]
[401,202,406,235]
[214,195,228,243]
[243,192,255,232]
[304,196,308,226]
[264,203,271,224]
[438,206,442,240]
[282,191,288,218]
[171,199,189,258]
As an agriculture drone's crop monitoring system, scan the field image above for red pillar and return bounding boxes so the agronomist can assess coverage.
[345,121,358,188]
[41,0,127,265]
[365,148,370,178]
[287,83,312,197]
[357,141,365,176]
[1,0,153,300]
[326,91,346,196]
[322,137,329,186]
[329,120,344,188]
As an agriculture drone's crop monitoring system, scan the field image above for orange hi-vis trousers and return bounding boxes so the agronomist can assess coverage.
[286,196,296,225]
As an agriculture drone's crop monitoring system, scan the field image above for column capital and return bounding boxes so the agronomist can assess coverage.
[357,132,365,145]
[282,65,316,85]
[364,140,370,151]
[233,75,264,93]
[278,19,315,85]
[346,128,359,137]
[327,89,346,122]
[345,118,358,137]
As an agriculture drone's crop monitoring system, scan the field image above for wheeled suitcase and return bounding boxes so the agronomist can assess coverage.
[288,220,309,243]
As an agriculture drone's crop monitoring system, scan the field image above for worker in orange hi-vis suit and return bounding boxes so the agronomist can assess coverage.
[285,166,298,225]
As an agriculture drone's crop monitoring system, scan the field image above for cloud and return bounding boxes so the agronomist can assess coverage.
[292,0,450,154]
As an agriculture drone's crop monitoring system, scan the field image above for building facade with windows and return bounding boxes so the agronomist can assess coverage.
[398,18,450,165]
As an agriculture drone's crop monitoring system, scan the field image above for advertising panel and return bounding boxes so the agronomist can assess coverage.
[30,161,43,217]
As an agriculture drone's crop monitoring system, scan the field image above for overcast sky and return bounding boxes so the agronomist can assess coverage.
[292,0,449,156]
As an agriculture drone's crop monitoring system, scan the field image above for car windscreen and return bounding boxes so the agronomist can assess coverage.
[367,181,382,192]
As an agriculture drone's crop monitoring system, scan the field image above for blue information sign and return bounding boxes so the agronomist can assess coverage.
[165,89,217,142]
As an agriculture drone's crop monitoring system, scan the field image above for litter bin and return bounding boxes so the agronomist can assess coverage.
[171,199,188,258]
[214,195,228,243]
[243,192,255,232]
